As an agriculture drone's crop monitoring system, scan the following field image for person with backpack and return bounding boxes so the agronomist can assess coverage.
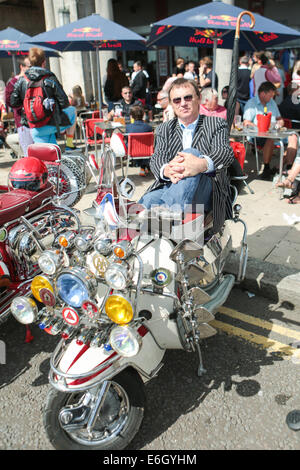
[5,57,34,157]
[10,47,77,150]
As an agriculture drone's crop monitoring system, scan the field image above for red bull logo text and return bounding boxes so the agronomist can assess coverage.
[206,13,252,28]
[254,31,279,42]
[8,51,28,56]
[189,36,223,45]
[194,29,222,38]
[67,26,103,38]
[0,39,20,49]
[190,29,223,45]
[155,25,172,36]
[95,40,122,49]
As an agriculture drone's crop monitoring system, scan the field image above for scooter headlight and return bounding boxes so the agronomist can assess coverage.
[95,238,112,256]
[105,294,133,325]
[38,250,60,276]
[74,232,93,252]
[31,275,55,303]
[104,263,130,291]
[11,297,38,324]
[109,325,141,357]
[56,268,96,309]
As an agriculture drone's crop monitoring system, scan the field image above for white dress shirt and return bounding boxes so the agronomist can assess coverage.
[160,116,214,180]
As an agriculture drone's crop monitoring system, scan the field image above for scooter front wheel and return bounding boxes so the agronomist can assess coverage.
[43,368,145,450]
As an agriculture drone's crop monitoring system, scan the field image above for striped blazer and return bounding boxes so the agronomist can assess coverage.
[147,114,235,234]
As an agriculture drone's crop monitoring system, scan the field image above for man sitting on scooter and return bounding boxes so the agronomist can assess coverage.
[139,78,234,233]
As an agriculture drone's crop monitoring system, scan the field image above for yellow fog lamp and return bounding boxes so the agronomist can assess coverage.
[31,275,55,303]
[105,294,133,325]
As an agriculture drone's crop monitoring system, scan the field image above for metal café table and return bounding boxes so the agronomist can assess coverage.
[93,120,126,175]
[93,119,125,149]
[230,127,300,181]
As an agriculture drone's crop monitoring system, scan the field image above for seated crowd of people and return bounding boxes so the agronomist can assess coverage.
[1,48,300,203]
[153,51,300,204]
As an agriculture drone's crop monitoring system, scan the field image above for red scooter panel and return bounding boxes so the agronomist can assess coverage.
[0,183,54,225]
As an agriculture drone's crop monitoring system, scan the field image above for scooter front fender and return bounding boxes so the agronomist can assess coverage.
[49,325,165,392]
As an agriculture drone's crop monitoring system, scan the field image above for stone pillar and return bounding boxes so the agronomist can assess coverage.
[94,0,116,93]
[43,0,62,82]
[56,0,85,96]
[214,0,234,102]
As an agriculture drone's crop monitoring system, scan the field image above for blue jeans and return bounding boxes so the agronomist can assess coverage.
[139,148,213,212]
[30,106,76,144]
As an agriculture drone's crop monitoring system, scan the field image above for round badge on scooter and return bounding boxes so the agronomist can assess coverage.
[150,268,172,287]
[62,306,80,326]
[82,300,98,320]
[39,287,56,307]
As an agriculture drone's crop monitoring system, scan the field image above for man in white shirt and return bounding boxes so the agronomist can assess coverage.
[243,81,297,180]
[139,78,234,233]
[183,61,198,82]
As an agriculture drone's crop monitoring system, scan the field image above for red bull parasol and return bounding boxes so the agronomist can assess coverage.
[0,27,60,74]
[27,13,147,113]
[147,1,300,88]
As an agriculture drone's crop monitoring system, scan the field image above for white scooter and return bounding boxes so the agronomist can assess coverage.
[10,140,248,450]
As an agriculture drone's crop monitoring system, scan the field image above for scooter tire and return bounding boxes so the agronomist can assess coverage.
[43,368,146,450]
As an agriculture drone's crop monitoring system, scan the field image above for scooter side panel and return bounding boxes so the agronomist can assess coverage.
[57,328,165,389]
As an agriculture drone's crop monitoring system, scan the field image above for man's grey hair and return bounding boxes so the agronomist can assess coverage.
[200,87,218,104]
[158,89,169,99]
[240,55,249,65]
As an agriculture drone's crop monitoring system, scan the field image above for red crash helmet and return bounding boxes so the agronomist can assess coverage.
[8,157,48,192]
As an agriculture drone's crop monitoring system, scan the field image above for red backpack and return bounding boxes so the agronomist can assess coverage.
[23,75,55,128]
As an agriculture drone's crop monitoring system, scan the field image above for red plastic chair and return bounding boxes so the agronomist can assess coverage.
[83,118,110,147]
[126,132,154,176]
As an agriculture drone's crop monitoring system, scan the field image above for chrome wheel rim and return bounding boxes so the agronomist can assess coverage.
[61,381,130,447]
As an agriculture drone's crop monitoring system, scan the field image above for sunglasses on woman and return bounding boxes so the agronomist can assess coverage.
[172,94,194,105]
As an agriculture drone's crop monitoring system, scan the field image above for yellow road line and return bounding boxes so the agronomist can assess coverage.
[218,306,300,342]
[210,319,300,360]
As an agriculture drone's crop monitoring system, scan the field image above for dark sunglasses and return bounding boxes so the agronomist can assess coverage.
[172,94,193,105]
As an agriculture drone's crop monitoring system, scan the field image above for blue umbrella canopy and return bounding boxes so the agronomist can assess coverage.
[0,27,60,59]
[148,1,300,50]
[27,13,147,51]
[27,13,147,111]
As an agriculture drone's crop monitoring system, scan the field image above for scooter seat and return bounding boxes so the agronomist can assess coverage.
[27,143,61,163]
[0,182,54,225]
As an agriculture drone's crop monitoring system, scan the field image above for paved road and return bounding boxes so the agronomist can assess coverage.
[0,288,299,450]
